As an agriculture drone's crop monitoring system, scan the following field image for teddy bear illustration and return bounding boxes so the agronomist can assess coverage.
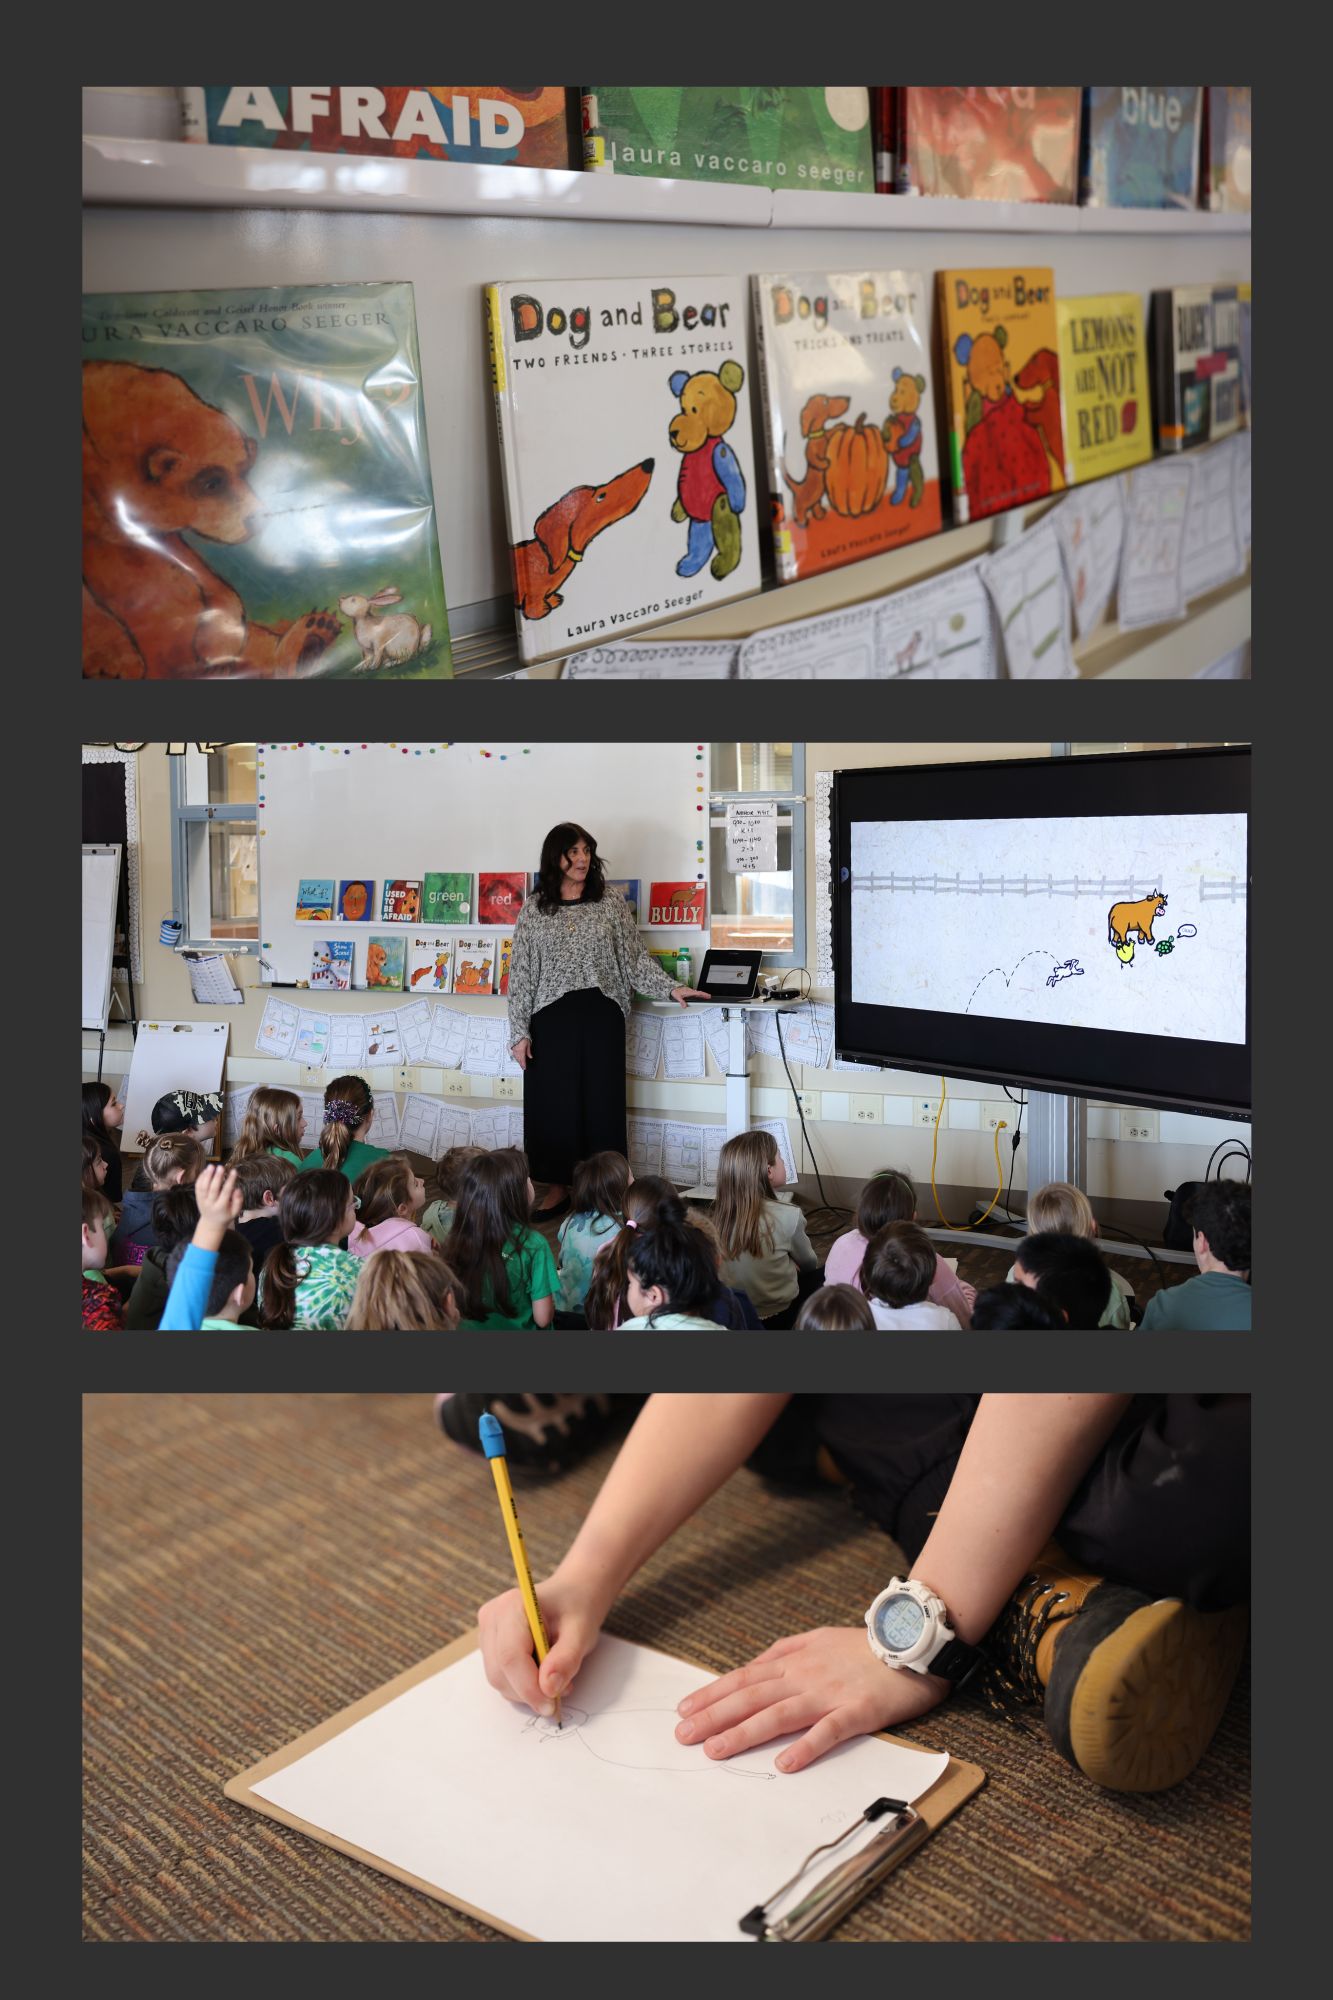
[952,328,1051,519]
[667,362,747,580]
[882,368,927,508]
[366,940,391,987]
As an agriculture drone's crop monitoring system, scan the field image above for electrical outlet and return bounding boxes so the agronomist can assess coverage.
[395,1066,413,1093]
[1119,1109,1159,1143]
[797,1090,820,1122]
[494,1077,521,1101]
[981,1101,1012,1132]
[915,1097,945,1128]
[300,1063,322,1085]
[442,1074,468,1099]
[849,1094,881,1125]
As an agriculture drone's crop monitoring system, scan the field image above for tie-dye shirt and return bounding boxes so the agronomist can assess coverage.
[258,1244,361,1330]
[556,1210,622,1314]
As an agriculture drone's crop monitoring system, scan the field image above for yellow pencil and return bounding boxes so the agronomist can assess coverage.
[478,1411,560,1726]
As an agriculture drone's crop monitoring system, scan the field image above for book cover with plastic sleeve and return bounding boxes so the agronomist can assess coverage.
[179,87,574,166]
[937,267,1065,523]
[1057,293,1153,484]
[580,87,872,191]
[1081,87,1202,209]
[898,88,1081,202]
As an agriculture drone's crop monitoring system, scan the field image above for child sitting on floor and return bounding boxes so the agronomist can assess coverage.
[350,1249,462,1331]
[165,1228,254,1329]
[860,1222,962,1329]
[422,1145,486,1249]
[348,1155,434,1259]
[793,1282,876,1330]
[160,1164,243,1330]
[258,1170,360,1331]
[82,1187,123,1329]
[1012,1233,1115,1330]
[122,1185,200,1330]
[112,1133,205,1267]
[971,1283,1064,1329]
[1005,1182,1132,1328]
[135,1089,221,1154]
[826,1168,975,1328]
[300,1076,387,1184]
[230,1152,298,1267]
[556,1151,631,1326]
[584,1178,761,1330]
[83,1133,110,1195]
[83,1082,125,1202]
[713,1130,822,1329]
[445,1149,557,1331]
[1139,1182,1251,1330]
[230,1086,307,1168]
[620,1217,727,1329]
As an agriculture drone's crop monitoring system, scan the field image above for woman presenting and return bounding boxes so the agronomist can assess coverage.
[508,823,706,1216]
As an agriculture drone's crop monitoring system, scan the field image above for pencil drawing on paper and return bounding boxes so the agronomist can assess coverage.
[522,1705,776,1779]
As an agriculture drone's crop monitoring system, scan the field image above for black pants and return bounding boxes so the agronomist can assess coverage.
[757,1394,1249,1612]
[524,987,628,1186]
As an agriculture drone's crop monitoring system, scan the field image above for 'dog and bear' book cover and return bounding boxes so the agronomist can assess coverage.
[82,282,449,680]
[486,275,762,663]
[180,87,576,167]
[1056,294,1152,485]
[937,267,1065,524]
[580,88,873,191]
[754,269,941,580]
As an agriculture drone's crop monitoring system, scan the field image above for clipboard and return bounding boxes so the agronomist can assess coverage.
[225,1628,985,1943]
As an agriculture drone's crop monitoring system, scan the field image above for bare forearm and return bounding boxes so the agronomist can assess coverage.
[911,1393,1132,1642]
[556,1393,791,1612]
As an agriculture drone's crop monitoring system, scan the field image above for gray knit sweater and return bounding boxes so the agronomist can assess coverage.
[507,892,679,1045]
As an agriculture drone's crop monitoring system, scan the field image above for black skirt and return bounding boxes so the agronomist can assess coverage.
[523,986,628,1186]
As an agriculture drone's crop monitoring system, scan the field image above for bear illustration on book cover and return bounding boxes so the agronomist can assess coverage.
[937,268,1065,523]
[82,282,449,680]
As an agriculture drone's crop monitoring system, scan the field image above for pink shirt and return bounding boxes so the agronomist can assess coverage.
[347,1216,436,1260]
[825,1228,975,1329]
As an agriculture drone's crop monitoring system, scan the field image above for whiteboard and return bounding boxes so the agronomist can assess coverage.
[256,742,708,984]
[82,844,120,1032]
[122,1021,229,1155]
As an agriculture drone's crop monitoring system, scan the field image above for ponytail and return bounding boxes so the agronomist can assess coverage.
[584,1175,684,1329]
[258,1242,301,1330]
[258,1170,352,1328]
[319,1075,374,1172]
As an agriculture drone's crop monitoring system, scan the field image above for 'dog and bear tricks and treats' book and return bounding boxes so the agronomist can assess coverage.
[580,88,873,191]
[1080,87,1202,209]
[937,268,1065,523]
[1056,294,1153,485]
[754,269,942,580]
[1150,287,1243,452]
[486,274,762,662]
[82,282,449,680]
[180,87,575,167]
[897,89,1082,203]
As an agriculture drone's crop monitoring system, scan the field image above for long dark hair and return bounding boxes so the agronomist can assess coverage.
[259,1170,351,1329]
[82,1081,113,1148]
[535,822,605,914]
[626,1218,717,1322]
[570,1150,632,1225]
[584,1176,686,1329]
[444,1149,533,1321]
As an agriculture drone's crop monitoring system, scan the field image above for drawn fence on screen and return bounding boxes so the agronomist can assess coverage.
[854,871,1246,901]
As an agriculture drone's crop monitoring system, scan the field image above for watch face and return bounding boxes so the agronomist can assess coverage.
[874,1594,926,1655]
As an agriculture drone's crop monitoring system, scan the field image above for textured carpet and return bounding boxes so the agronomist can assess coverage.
[83,1394,1250,1943]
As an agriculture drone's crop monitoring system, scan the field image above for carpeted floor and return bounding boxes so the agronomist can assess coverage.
[83,1394,1250,1943]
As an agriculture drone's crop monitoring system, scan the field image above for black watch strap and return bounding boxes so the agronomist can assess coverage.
[925,1636,986,1691]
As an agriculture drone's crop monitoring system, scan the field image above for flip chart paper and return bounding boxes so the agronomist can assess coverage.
[726,800,777,874]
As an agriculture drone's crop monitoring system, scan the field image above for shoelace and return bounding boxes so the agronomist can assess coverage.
[976,1574,1078,1726]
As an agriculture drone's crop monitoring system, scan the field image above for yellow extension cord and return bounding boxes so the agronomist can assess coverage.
[930,1074,1009,1231]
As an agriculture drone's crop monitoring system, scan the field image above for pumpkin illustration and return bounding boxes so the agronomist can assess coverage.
[824,413,889,517]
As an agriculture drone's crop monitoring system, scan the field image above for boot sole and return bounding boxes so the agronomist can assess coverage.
[1048,1591,1248,1793]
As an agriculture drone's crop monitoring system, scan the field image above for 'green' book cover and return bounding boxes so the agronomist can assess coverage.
[423,872,474,925]
[581,87,873,192]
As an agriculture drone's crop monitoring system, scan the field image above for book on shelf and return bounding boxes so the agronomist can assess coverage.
[1056,294,1153,485]
[365,935,406,991]
[869,87,897,195]
[646,882,707,929]
[580,87,873,192]
[453,936,498,995]
[380,879,423,923]
[422,872,474,925]
[1202,88,1251,213]
[498,935,514,997]
[607,878,641,922]
[936,267,1065,523]
[310,938,354,991]
[82,281,449,680]
[754,269,942,581]
[1080,86,1202,209]
[897,89,1081,202]
[406,934,455,993]
[179,87,576,167]
[336,879,375,923]
[476,871,528,926]
[294,878,335,921]
[1150,287,1243,452]
[485,274,762,663]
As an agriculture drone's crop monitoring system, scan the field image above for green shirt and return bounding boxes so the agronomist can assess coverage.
[299,1139,387,1183]
[258,1243,361,1330]
[199,1314,244,1330]
[1139,1271,1251,1330]
[458,1227,559,1331]
[271,1145,304,1167]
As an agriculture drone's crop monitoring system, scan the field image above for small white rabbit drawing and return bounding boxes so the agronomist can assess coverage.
[337,587,433,671]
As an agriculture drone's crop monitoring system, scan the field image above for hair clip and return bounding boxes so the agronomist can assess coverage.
[625,1217,638,1230]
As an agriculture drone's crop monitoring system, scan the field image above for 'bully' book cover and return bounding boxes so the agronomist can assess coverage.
[294,878,335,921]
[580,88,872,192]
[453,936,497,995]
[486,274,762,663]
[381,879,423,923]
[898,89,1081,202]
[477,871,528,925]
[1056,294,1152,484]
[1150,287,1242,451]
[423,872,473,925]
[647,881,707,929]
[82,282,449,680]
[937,268,1065,522]
[406,934,455,993]
[336,879,375,922]
[365,935,406,990]
[1081,87,1202,209]
[310,938,354,990]
[180,88,575,167]
[755,269,942,581]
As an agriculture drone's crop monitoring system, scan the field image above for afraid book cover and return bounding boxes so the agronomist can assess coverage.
[486,275,762,662]
[180,88,575,167]
[898,89,1081,202]
[1150,287,1242,451]
[1057,294,1152,484]
[381,879,423,923]
[937,268,1065,523]
[82,282,449,680]
[1081,87,1202,209]
[580,88,872,192]
[755,270,942,581]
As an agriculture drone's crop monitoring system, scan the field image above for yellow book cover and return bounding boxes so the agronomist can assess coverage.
[1057,292,1152,485]
[936,266,1064,524]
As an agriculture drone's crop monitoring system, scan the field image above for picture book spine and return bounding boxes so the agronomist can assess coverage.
[580,90,613,172]
[936,273,969,525]
[871,88,898,195]
[750,276,798,584]
[1150,291,1181,451]
[179,87,206,142]
[484,284,531,660]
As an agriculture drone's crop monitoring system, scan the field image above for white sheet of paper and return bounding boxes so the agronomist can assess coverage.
[725,800,777,875]
[396,999,434,1066]
[398,1093,442,1160]
[292,1009,332,1067]
[873,560,1000,681]
[366,1094,401,1148]
[745,1008,782,1060]
[508,1107,525,1150]
[1118,459,1192,629]
[327,1011,367,1070]
[1181,438,1244,602]
[756,1117,799,1187]
[298,1091,325,1145]
[436,1105,473,1154]
[1195,645,1249,680]
[255,996,298,1060]
[250,1636,948,1943]
[662,1120,704,1184]
[980,519,1077,680]
[778,1003,834,1070]
[660,1011,706,1081]
[814,768,834,986]
[462,1015,511,1078]
[425,1007,467,1071]
[701,1124,726,1187]
[626,1010,665,1081]
[223,1085,255,1147]
[1232,430,1251,552]
[1052,478,1125,640]
[469,1107,507,1151]
[363,1013,403,1068]
[627,1115,664,1178]
[739,601,879,679]
[184,952,244,1005]
[563,641,739,679]
[701,1008,731,1075]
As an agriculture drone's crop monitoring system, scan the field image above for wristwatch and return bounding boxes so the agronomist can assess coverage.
[864,1577,985,1691]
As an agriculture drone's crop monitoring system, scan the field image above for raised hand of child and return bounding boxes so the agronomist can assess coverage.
[193,1163,243,1248]
[674,1625,947,1774]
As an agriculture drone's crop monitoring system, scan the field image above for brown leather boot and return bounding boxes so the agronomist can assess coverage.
[982,1543,1249,1793]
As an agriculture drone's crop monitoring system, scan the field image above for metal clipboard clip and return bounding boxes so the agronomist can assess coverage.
[739,1796,930,1942]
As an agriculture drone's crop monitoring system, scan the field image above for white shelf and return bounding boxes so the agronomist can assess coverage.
[83,133,1251,235]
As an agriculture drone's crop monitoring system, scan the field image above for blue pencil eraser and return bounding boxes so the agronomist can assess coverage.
[478,1412,506,1459]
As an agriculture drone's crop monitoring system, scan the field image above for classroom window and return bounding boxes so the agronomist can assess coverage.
[708,744,804,968]
[170,747,260,950]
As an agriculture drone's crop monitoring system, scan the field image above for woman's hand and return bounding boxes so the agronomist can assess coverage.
[478,1569,609,1715]
[674,1626,949,1774]
[511,1036,532,1070]
[669,985,709,1006]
